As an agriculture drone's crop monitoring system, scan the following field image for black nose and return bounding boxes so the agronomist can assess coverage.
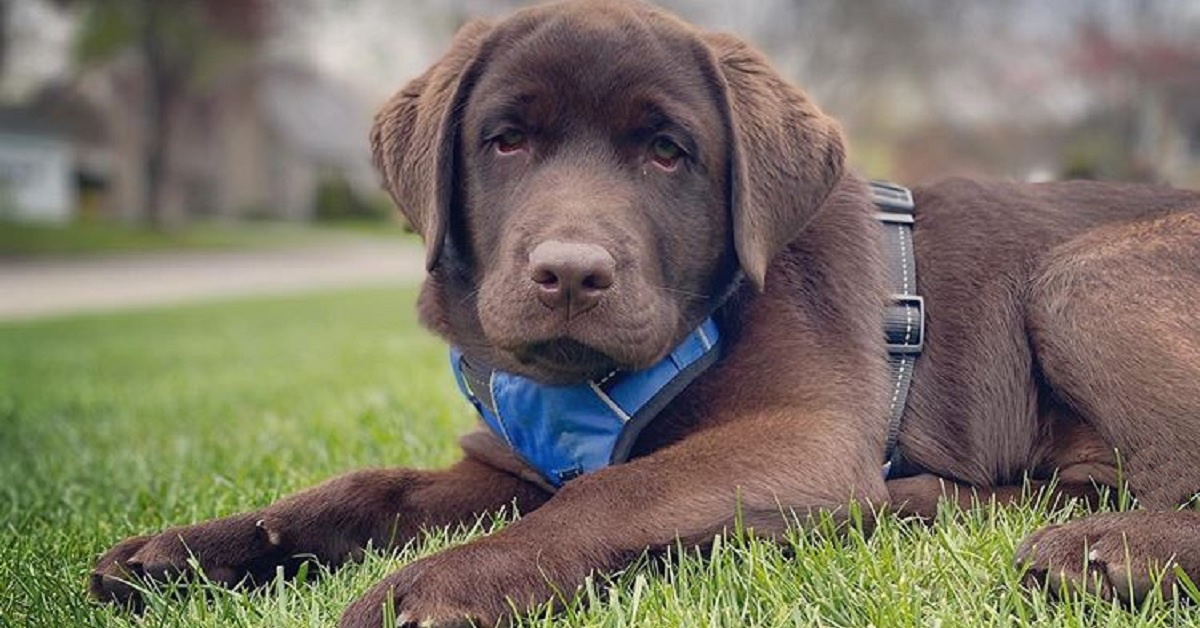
[528,240,616,318]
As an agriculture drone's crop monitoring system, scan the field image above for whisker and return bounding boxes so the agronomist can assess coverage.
[651,284,711,301]
[458,287,483,306]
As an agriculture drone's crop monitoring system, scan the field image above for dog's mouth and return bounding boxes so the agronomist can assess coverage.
[474,273,683,384]
[510,338,622,384]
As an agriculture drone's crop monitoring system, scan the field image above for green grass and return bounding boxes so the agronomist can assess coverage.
[0,218,411,258]
[2,287,1198,627]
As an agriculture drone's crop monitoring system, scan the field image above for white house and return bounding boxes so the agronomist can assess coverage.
[0,109,76,223]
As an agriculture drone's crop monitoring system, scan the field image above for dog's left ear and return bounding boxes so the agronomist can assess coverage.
[701,33,847,290]
[370,20,494,272]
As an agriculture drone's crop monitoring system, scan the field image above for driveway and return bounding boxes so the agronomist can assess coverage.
[0,240,426,321]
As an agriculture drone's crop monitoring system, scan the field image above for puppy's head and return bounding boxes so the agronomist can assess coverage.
[371,0,845,384]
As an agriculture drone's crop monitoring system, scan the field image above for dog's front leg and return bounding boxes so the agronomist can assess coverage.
[340,412,886,628]
[90,455,550,610]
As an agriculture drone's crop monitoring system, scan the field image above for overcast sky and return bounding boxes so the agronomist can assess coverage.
[4,0,74,99]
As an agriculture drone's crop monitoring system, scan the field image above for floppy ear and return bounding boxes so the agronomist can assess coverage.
[369,20,493,272]
[703,33,848,290]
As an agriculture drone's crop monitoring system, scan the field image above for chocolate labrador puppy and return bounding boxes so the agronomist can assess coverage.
[91,0,1200,625]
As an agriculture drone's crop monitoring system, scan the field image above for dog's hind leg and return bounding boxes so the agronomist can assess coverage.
[886,473,1112,520]
[1016,510,1200,603]
[1028,211,1200,510]
[1017,210,1200,601]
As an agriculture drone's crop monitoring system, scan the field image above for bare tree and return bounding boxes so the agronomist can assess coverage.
[74,0,269,227]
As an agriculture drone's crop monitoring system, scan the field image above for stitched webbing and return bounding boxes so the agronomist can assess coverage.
[871,181,924,479]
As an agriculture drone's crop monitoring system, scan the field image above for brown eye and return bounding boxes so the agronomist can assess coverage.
[650,137,683,169]
[495,129,527,154]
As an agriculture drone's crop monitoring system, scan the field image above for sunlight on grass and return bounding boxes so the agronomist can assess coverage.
[1,287,1197,627]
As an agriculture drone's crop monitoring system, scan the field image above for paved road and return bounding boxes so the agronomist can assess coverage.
[0,240,426,321]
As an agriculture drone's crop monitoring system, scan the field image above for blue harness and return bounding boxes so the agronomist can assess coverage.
[451,318,721,487]
[450,181,924,488]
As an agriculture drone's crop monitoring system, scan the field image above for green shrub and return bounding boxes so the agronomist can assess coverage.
[313,173,392,222]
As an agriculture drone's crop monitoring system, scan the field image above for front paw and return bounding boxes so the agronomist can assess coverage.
[89,535,156,610]
[339,542,578,628]
[89,512,298,609]
[1015,511,1200,603]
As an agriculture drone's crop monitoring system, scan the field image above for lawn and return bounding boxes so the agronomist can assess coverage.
[1,286,1197,627]
[0,219,411,258]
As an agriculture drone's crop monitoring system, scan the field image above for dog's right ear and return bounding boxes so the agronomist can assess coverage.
[370,20,493,272]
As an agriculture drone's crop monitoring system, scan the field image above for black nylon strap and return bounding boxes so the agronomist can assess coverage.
[870,181,924,478]
[459,356,497,415]
[608,336,722,464]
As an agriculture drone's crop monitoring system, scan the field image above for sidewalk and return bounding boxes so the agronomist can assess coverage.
[0,240,426,321]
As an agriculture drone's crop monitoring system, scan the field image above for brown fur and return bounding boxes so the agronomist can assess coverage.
[91,1,1200,625]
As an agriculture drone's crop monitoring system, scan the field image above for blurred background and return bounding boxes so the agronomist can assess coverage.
[0,0,1198,315]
